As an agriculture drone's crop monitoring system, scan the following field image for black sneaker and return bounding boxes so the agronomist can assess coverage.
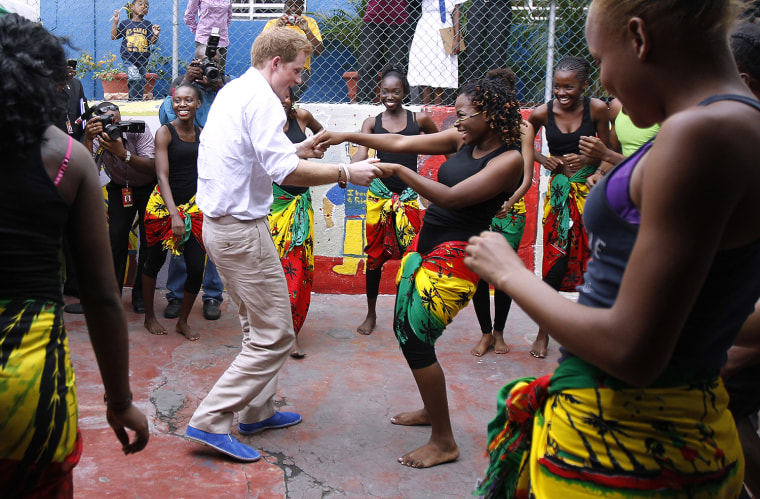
[163,299,181,319]
[132,293,145,314]
[203,299,221,321]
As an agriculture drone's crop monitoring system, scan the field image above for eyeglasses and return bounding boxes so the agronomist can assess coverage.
[453,111,482,125]
[95,104,119,115]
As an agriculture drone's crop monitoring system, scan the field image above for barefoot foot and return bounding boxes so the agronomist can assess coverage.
[398,441,459,468]
[391,408,430,426]
[145,316,168,335]
[356,314,376,335]
[470,334,494,357]
[493,331,510,354]
[176,322,200,341]
[530,330,548,358]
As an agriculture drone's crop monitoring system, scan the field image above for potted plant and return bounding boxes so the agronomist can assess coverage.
[313,0,368,102]
[76,51,159,100]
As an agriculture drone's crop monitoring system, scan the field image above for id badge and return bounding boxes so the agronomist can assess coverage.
[122,187,134,208]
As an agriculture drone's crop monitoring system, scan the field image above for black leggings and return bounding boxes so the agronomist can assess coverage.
[143,236,205,295]
[472,279,514,334]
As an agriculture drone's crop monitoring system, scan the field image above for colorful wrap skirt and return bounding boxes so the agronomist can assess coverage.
[269,184,314,335]
[394,240,480,346]
[365,179,423,271]
[542,167,594,291]
[144,186,204,255]
[476,357,744,498]
[492,197,526,252]
[0,298,82,497]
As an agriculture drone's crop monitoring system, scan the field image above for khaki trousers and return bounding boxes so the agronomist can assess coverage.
[188,216,295,433]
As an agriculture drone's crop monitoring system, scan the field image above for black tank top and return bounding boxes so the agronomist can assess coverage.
[165,123,201,205]
[279,114,309,195]
[422,144,513,248]
[0,143,70,303]
[374,110,421,194]
[545,96,596,156]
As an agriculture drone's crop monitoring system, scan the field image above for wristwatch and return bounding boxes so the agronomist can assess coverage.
[124,150,131,164]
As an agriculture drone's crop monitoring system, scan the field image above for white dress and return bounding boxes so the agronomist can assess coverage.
[407,0,466,89]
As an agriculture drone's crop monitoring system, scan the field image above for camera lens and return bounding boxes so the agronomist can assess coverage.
[205,65,220,81]
[105,124,122,141]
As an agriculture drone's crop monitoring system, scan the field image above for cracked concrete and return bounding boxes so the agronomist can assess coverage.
[64,290,558,498]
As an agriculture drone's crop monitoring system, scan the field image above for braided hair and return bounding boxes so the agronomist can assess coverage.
[731,22,760,80]
[0,14,68,156]
[379,64,411,96]
[458,78,522,148]
[555,55,591,85]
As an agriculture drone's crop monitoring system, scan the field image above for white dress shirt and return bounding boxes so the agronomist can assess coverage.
[196,67,300,220]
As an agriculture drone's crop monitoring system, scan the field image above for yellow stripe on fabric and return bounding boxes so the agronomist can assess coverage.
[529,381,744,498]
[269,194,314,261]
[412,262,476,327]
[0,302,77,463]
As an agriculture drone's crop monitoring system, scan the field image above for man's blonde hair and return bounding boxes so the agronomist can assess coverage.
[250,27,312,68]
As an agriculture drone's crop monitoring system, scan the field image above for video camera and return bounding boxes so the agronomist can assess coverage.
[94,115,147,141]
[200,27,221,82]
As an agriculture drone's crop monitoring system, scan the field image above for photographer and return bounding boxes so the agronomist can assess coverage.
[262,0,323,99]
[159,45,229,129]
[84,101,156,313]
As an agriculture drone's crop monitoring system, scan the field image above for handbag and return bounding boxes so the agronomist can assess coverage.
[440,27,465,54]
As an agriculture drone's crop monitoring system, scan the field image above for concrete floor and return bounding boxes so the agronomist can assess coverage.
[63,290,560,498]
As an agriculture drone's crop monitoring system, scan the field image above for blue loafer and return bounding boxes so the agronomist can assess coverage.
[238,411,302,435]
[185,426,261,462]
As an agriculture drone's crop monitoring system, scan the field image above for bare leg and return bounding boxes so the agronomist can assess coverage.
[422,86,432,106]
[530,328,549,358]
[290,334,306,359]
[433,88,443,106]
[737,416,760,498]
[175,292,199,341]
[357,296,378,335]
[142,274,167,335]
[493,330,509,354]
[397,362,459,468]
[470,333,494,357]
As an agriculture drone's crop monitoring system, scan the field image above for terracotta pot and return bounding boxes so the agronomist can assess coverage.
[100,72,159,100]
[342,71,358,103]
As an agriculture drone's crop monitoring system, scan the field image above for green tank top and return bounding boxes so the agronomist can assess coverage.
[615,109,659,156]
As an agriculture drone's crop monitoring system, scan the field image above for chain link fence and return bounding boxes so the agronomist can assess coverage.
[10,0,760,103]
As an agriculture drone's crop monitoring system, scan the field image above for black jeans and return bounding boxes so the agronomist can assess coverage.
[106,181,155,295]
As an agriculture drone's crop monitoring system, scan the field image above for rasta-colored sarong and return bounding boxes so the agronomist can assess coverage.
[394,240,479,346]
[491,197,526,252]
[144,186,203,256]
[0,298,82,497]
[365,179,423,271]
[476,357,744,498]
[542,166,594,291]
[269,185,314,335]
